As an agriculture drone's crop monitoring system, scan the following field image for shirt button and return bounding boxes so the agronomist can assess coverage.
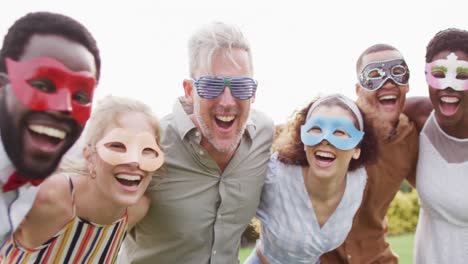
[347,254,352,259]
[213,250,217,255]
[218,214,222,218]
[199,150,204,155]
[195,131,200,137]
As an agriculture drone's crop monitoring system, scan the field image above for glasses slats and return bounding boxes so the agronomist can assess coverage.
[193,76,257,100]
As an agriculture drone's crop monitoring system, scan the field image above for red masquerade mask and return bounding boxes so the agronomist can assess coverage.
[5,57,96,125]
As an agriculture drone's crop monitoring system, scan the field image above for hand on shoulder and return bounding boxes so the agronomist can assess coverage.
[404,96,433,132]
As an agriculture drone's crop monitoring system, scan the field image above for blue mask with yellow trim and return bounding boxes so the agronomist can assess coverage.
[301,115,364,150]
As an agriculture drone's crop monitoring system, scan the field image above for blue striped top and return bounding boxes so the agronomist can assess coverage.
[256,153,367,264]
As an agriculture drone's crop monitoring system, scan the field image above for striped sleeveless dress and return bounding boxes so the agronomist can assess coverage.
[0,176,128,264]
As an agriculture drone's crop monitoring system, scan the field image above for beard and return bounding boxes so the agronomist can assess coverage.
[356,96,399,142]
[0,94,82,180]
[193,98,247,154]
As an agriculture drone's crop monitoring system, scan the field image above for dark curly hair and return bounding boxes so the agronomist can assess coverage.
[0,11,101,80]
[274,96,378,171]
[426,28,468,63]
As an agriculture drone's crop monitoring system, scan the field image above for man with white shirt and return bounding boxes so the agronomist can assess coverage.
[0,11,100,245]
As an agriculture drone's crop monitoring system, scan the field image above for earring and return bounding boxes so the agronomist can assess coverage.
[89,165,96,179]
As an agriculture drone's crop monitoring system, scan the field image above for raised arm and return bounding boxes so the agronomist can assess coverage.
[13,173,74,248]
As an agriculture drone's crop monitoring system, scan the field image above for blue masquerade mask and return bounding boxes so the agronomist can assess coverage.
[301,115,364,150]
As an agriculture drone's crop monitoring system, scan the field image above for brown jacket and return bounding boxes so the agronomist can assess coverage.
[321,114,419,264]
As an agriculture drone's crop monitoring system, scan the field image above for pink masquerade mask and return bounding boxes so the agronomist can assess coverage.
[96,128,164,172]
[425,52,468,91]
[5,57,96,125]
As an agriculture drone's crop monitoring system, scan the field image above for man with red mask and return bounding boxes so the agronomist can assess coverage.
[0,12,100,245]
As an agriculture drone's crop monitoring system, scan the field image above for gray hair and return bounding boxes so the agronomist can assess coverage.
[188,21,253,78]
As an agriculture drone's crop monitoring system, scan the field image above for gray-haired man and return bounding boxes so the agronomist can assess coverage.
[123,22,274,264]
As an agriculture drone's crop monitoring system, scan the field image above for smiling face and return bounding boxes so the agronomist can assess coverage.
[428,50,468,136]
[187,48,253,154]
[0,34,96,179]
[91,112,158,207]
[356,50,409,126]
[304,105,361,180]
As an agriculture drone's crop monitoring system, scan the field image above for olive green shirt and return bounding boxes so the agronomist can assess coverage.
[123,98,274,264]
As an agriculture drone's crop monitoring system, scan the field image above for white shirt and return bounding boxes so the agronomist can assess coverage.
[255,153,367,264]
[0,139,40,247]
[414,112,468,263]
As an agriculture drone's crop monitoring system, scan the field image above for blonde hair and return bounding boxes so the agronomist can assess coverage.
[188,21,253,78]
[59,95,161,175]
[83,95,160,147]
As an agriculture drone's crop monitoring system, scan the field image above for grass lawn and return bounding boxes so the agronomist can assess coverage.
[239,233,414,263]
[388,233,414,264]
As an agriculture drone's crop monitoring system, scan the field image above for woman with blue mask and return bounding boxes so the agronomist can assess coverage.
[244,94,377,264]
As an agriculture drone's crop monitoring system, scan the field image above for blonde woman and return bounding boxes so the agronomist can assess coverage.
[0,96,164,263]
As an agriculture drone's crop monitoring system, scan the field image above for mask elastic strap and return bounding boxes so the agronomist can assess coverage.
[306,94,364,131]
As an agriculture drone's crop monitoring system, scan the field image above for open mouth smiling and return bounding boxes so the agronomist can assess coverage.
[214,114,236,129]
[25,119,72,154]
[378,94,398,106]
[439,95,460,116]
[115,174,142,187]
[314,150,336,167]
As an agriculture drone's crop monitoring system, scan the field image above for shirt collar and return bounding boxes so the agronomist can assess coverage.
[0,134,15,184]
[173,97,197,140]
[172,97,257,142]
[244,115,256,140]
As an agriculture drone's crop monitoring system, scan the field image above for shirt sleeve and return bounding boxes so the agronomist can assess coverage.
[256,153,280,220]
[405,121,419,187]
[265,152,280,185]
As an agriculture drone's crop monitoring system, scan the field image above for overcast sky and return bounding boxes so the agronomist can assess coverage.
[2,0,467,124]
